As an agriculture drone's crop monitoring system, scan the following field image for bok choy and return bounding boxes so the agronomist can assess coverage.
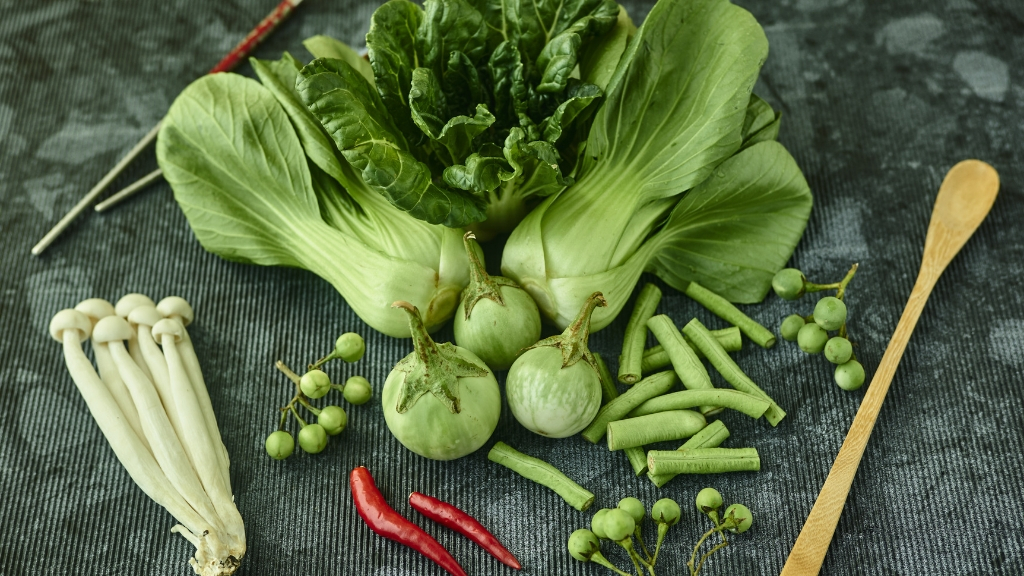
[157,61,471,338]
[501,0,813,329]
[294,0,634,238]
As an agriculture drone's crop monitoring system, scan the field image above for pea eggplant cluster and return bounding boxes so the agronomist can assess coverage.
[568,489,752,576]
[264,333,373,459]
[773,264,867,391]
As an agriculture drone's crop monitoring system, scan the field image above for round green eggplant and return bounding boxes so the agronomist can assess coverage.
[506,346,602,438]
[382,346,501,460]
[454,284,541,370]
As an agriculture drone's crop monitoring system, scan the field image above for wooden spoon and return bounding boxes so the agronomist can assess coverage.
[780,160,1000,575]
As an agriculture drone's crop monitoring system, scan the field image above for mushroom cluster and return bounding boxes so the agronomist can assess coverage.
[50,295,244,576]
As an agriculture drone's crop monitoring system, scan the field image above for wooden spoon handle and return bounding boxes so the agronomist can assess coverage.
[780,271,936,575]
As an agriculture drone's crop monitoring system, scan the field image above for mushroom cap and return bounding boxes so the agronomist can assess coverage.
[152,318,185,344]
[156,296,194,326]
[115,294,156,319]
[93,315,134,343]
[49,309,92,343]
[127,305,163,328]
[74,299,115,326]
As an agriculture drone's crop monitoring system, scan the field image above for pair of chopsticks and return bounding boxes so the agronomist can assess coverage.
[31,0,306,256]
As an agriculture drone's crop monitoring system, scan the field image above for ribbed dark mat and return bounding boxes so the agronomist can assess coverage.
[2,0,1023,574]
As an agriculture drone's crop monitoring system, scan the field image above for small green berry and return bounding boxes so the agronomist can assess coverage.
[335,332,365,363]
[317,405,348,435]
[567,529,601,562]
[651,498,681,527]
[300,369,332,399]
[602,508,635,542]
[797,323,828,354]
[813,297,847,331]
[265,430,294,460]
[343,375,373,405]
[298,423,329,453]
[590,509,611,539]
[835,360,866,391]
[724,503,753,533]
[772,268,806,300]
[617,497,645,524]
[780,314,806,341]
[824,337,853,364]
[695,487,723,515]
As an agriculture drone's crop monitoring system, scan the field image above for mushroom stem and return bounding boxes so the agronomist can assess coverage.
[157,297,231,486]
[155,319,246,554]
[130,307,194,471]
[76,299,150,454]
[103,323,225,533]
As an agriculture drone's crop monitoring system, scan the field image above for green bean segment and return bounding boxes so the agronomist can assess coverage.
[624,446,649,476]
[646,315,717,415]
[648,420,730,488]
[647,447,760,475]
[682,318,786,426]
[628,389,770,420]
[488,441,595,511]
[640,327,742,373]
[580,371,677,444]
[684,282,776,348]
[606,410,706,451]
[618,283,662,385]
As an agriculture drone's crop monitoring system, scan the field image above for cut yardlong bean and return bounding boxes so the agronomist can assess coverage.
[488,442,595,511]
[684,282,776,348]
[618,283,662,385]
[646,315,717,415]
[647,447,760,475]
[594,352,619,405]
[624,448,649,476]
[682,318,786,426]
[648,420,730,488]
[640,326,742,373]
[580,371,677,444]
[606,410,706,451]
[594,353,648,475]
[628,389,770,420]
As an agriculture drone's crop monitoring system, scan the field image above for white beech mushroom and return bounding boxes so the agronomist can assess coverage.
[115,293,156,382]
[94,315,226,533]
[126,304,192,465]
[74,298,150,452]
[152,318,246,552]
[49,310,216,551]
[156,296,230,478]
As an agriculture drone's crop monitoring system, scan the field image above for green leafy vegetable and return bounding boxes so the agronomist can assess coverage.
[501,0,812,329]
[297,0,630,237]
[157,69,472,338]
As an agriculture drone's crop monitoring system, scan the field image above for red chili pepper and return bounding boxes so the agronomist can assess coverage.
[410,491,522,570]
[350,467,467,576]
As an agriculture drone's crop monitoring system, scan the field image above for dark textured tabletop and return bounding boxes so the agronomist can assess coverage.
[2,0,1023,575]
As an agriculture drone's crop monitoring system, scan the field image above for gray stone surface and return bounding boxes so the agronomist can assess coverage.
[2,0,1023,574]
